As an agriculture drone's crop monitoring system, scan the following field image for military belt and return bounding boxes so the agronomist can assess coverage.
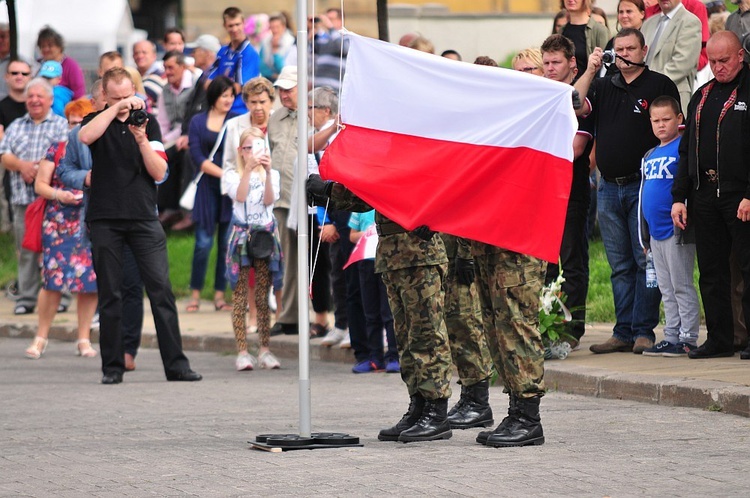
[376,221,408,236]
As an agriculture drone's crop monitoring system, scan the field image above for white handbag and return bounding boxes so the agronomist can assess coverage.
[179,123,227,210]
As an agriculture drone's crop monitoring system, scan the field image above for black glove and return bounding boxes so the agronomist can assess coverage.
[306,174,333,205]
[455,257,475,286]
[412,225,435,241]
[572,89,582,110]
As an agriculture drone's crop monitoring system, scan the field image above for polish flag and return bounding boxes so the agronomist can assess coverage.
[344,224,378,269]
[319,33,577,262]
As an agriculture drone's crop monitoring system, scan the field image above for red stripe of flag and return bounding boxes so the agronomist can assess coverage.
[320,124,572,262]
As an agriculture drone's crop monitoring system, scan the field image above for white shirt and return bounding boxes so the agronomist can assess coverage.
[222,168,280,226]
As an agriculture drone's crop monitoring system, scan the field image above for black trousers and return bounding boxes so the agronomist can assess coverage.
[121,245,144,357]
[693,187,750,351]
[546,194,590,340]
[89,219,189,376]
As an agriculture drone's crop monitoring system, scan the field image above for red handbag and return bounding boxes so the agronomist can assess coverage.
[21,196,46,253]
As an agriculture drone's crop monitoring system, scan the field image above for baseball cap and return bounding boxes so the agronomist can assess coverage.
[274,66,297,89]
[190,34,221,54]
[38,60,62,79]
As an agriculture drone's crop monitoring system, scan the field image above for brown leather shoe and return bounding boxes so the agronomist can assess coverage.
[589,337,633,354]
[633,337,655,354]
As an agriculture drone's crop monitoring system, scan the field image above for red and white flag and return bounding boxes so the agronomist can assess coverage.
[319,33,577,262]
[344,224,378,269]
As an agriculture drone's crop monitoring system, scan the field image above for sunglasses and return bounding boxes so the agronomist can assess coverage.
[9,71,31,76]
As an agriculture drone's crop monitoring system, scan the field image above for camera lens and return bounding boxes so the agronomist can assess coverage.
[128,109,148,126]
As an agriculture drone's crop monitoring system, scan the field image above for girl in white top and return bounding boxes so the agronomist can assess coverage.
[222,127,282,371]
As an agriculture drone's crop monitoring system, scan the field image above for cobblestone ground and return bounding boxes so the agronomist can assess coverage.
[1,337,749,497]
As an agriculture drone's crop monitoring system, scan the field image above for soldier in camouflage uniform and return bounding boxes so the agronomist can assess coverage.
[307,175,454,443]
[471,241,547,447]
[440,233,495,429]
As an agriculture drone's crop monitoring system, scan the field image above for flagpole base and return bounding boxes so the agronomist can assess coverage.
[250,433,362,451]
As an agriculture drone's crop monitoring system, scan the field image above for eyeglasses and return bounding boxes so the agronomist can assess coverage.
[307,105,327,110]
[519,67,538,73]
[9,71,31,76]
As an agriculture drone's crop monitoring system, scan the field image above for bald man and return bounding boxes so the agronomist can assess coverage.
[671,31,750,360]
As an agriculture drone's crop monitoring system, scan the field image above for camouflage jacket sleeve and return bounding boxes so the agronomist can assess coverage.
[328,183,373,212]
[456,237,473,260]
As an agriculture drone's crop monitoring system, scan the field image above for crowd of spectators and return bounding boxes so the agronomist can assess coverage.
[2,0,750,391]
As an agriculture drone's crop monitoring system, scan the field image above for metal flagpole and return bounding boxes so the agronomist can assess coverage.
[249,2,361,452]
[295,0,311,438]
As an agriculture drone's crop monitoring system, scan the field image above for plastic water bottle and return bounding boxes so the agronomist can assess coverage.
[645,250,658,288]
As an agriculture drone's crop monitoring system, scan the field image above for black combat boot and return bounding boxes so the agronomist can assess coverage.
[476,392,518,444]
[378,394,425,441]
[447,379,494,429]
[398,398,453,442]
[484,396,544,447]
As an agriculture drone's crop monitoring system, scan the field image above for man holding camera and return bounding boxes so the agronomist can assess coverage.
[574,28,680,355]
[79,67,201,385]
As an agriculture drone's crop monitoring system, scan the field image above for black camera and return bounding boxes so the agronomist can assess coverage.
[602,50,616,65]
[126,109,148,126]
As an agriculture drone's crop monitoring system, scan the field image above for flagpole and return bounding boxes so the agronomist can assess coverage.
[295,0,311,438]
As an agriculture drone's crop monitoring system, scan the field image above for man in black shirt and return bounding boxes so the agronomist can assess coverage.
[0,59,31,233]
[79,67,201,384]
[672,31,750,360]
[541,34,595,346]
[574,28,680,355]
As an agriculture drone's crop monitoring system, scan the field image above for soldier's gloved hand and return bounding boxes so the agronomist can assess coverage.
[412,225,435,240]
[306,174,333,205]
[572,89,582,110]
[455,257,475,286]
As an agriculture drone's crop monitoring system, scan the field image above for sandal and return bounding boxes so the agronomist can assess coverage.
[214,299,232,311]
[76,339,97,358]
[25,336,48,359]
[185,300,200,313]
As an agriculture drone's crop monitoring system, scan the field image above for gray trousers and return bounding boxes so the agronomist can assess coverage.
[651,235,700,345]
[11,203,41,308]
[274,207,298,325]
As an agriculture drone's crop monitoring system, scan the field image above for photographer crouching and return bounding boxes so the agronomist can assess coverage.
[79,67,201,384]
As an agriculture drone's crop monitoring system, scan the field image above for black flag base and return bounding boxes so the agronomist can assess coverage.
[250,433,362,452]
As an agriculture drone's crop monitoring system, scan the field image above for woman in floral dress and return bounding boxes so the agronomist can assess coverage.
[25,99,98,359]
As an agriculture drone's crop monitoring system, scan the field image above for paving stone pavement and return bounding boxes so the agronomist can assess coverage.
[2,337,749,497]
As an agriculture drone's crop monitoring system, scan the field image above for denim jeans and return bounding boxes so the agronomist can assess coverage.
[189,222,230,292]
[597,179,660,342]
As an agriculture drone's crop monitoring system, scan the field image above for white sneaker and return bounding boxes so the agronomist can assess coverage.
[259,351,281,369]
[339,332,351,349]
[321,327,347,347]
[236,352,258,371]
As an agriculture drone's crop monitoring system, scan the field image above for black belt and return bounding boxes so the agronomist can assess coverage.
[603,172,641,185]
[376,221,408,236]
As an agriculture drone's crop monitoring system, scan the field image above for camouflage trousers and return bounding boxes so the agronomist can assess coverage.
[381,264,453,400]
[474,250,546,398]
[444,262,493,386]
